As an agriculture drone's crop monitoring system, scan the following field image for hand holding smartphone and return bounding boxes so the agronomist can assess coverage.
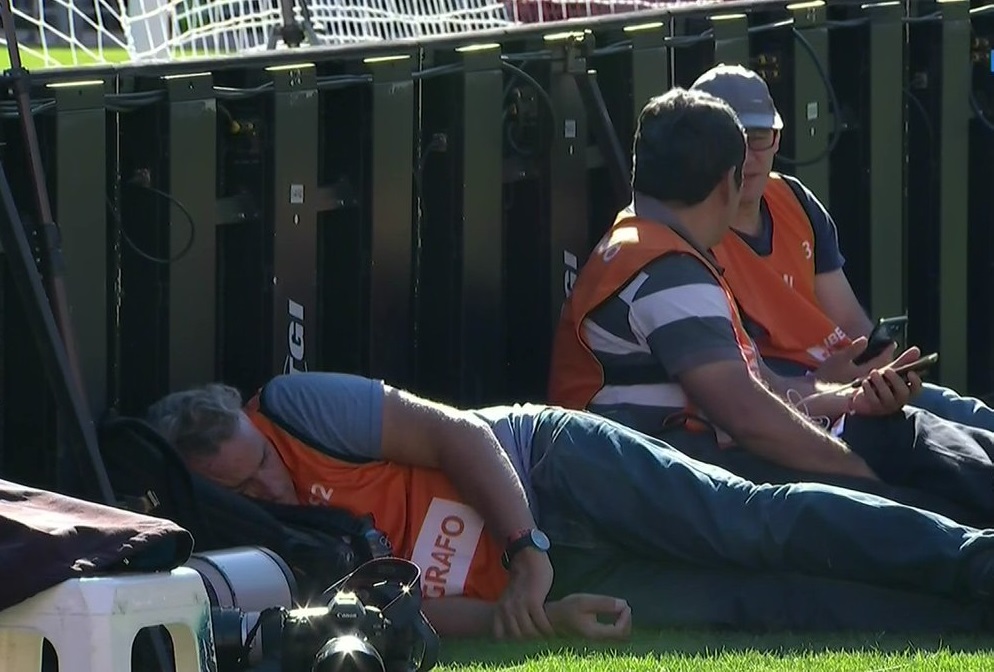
[849,352,938,388]
[852,315,908,365]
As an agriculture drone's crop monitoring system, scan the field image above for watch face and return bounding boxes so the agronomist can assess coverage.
[530,529,551,551]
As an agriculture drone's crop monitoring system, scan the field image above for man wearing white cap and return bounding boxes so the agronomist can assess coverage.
[690,63,994,432]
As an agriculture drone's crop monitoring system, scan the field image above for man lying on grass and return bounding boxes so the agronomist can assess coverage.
[149,368,994,639]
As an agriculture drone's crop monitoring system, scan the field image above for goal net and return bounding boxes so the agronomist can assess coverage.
[2,0,716,67]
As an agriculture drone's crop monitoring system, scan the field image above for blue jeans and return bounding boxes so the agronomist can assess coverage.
[913,383,994,433]
[528,408,994,607]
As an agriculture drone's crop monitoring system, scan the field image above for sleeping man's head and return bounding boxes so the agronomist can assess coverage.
[147,384,298,505]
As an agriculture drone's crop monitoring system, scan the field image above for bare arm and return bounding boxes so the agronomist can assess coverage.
[815,269,874,339]
[680,359,875,479]
[422,595,631,641]
[624,254,872,478]
[421,597,496,638]
[379,384,556,639]
[380,384,536,548]
[760,362,851,419]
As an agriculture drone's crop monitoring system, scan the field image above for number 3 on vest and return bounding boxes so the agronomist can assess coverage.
[801,240,812,260]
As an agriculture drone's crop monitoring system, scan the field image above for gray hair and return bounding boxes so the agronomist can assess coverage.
[146,383,244,458]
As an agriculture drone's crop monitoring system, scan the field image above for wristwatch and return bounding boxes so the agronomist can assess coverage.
[501,528,551,570]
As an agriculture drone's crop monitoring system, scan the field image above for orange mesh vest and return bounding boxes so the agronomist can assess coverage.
[245,398,508,602]
[712,174,851,369]
[548,211,761,444]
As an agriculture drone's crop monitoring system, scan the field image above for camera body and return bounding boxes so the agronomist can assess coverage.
[280,590,398,672]
[209,556,439,672]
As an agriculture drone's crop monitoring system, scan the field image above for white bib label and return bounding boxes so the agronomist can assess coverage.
[410,498,484,598]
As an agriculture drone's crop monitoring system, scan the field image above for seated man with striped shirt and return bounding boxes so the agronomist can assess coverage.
[548,87,994,526]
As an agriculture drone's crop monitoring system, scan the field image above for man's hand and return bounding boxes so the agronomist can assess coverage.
[814,337,896,384]
[545,594,632,641]
[849,347,923,416]
[493,549,556,640]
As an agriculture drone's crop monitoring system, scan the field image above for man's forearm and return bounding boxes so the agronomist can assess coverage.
[422,596,495,638]
[764,368,851,420]
[721,378,873,479]
[438,414,538,544]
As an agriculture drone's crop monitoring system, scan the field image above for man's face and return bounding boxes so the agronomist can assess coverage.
[186,413,299,505]
[741,128,780,205]
[718,164,744,238]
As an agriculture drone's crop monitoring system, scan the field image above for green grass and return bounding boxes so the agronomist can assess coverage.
[436,631,994,671]
[0,46,131,70]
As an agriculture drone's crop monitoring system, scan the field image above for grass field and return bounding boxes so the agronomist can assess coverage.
[0,46,132,71]
[437,631,994,671]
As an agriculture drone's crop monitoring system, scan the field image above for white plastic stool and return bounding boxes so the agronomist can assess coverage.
[0,566,216,672]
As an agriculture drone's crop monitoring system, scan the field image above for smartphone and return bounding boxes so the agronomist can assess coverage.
[853,315,908,365]
[849,352,938,388]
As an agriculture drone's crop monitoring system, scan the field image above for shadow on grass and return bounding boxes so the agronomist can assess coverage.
[439,629,994,667]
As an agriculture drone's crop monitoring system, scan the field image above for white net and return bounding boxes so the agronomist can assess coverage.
[2,0,721,67]
[3,0,514,65]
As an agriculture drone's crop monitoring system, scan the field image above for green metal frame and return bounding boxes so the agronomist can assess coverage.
[51,79,108,415]
[790,0,830,206]
[164,72,218,391]
[711,12,750,66]
[937,0,971,391]
[627,20,671,124]
[866,1,907,321]
[547,35,590,336]
[457,44,506,402]
[269,63,319,378]
[367,55,416,385]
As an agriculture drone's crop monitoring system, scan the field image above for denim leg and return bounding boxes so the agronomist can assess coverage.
[912,383,994,433]
[529,408,994,602]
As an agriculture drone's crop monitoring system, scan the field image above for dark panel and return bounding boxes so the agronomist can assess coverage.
[457,46,507,405]
[51,80,108,417]
[788,1,831,206]
[627,21,671,129]
[865,1,907,319]
[502,36,553,403]
[547,36,589,357]
[216,76,267,398]
[907,0,971,391]
[935,1,971,392]
[419,44,505,406]
[268,64,319,378]
[827,1,906,317]
[967,9,994,396]
[317,66,369,380]
[711,12,750,66]
[116,79,169,413]
[164,73,218,391]
[671,15,719,87]
[367,55,415,388]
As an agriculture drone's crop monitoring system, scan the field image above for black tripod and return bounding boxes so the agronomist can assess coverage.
[0,0,115,505]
